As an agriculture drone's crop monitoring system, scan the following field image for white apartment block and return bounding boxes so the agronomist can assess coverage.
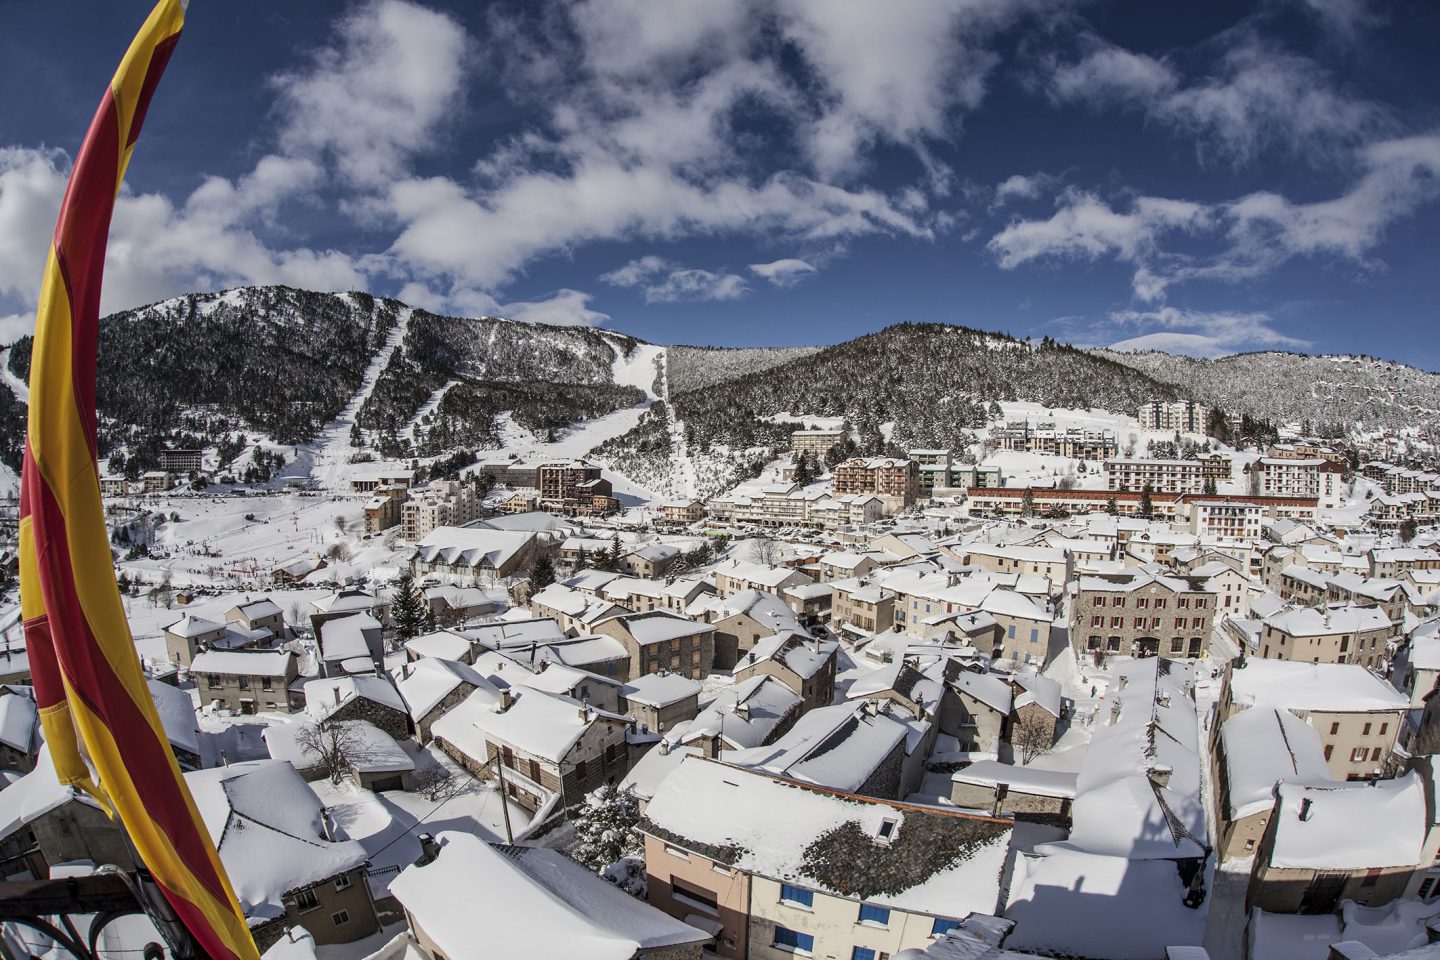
[992,421,1118,460]
[402,480,482,542]
[1254,457,1345,508]
[1138,400,1211,433]
[1190,500,1263,541]
[1104,458,1205,494]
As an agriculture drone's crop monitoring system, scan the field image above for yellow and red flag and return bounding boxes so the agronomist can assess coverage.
[19,3,260,959]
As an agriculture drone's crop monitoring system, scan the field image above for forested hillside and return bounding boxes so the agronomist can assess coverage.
[599,324,1184,498]
[1098,350,1440,436]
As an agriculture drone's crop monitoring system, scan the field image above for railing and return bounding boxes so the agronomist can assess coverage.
[0,870,200,960]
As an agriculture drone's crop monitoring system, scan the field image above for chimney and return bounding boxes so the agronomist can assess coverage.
[333,686,342,705]
[401,662,411,680]
[538,660,549,673]
[1299,797,1313,821]
[416,833,440,866]
[734,703,750,721]
[658,739,671,756]
[499,689,514,711]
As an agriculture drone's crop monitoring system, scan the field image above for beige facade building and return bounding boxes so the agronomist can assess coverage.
[791,427,848,457]
[831,457,919,513]
[1256,603,1392,670]
[1070,570,1216,660]
[190,650,300,714]
[401,479,481,541]
[1216,660,1408,781]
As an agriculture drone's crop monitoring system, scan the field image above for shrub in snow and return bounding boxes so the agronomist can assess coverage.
[568,784,645,894]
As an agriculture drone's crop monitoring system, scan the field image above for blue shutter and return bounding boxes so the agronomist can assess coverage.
[852,948,877,960]
[780,884,814,908]
[858,903,891,926]
[774,926,814,952]
[932,917,961,937]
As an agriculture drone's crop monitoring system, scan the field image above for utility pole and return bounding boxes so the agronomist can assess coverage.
[488,753,515,844]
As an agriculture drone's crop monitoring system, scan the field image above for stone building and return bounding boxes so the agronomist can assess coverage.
[1069,569,1216,660]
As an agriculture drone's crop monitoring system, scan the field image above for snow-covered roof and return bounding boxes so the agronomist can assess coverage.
[186,760,368,919]
[1270,775,1426,870]
[644,757,1011,918]
[303,674,405,723]
[1220,708,1332,819]
[951,761,1078,800]
[394,657,498,720]
[1227,661,1409,713]
[148,680,199,758]
[1264,603,1391,638]
[319,613,380,663]
[164,614,225,638]
[1050,658,1205,860]
[1011,673,1062,718]
[611,612,715,647]
[232,599,283,620]
[391,832,708,960]
[950,672,1013,715]
[735,631,837,681]
[403,630,472,662]
[727,702,911,793]
[620,672,702,708]
[0,746,102,840]
[190,649,293,678]
[432,688,626,763]
[412,527,536,570]
[672,675,802,750]
[467,617,567,651]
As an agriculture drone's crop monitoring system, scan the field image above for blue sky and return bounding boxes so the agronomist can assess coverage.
[1,1,1437,365]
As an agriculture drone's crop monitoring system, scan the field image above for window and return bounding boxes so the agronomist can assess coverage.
[1351,747,1369,762]
[858,903,891,927]
[773,926,814,955]
[1361,868,1382,888]
[293,888,319,912]
[1330,722,1340,735]
[529,759,542,781]
[853,949,877,960]
[1372,747,1383,762]
[1136,598,1148,609]
[1154,598,1167,609]
[663,845,690,861]
[334,874,351,892]
[877,818,897,841]
[575,760,588,781]
[207,675,221,689]
[1030,628,1039,644]
[1363,722,1372,735]
[780,884,814,909]
[931,918,961,937]
[331,910,350,926]
[1420,877,1436,900]
[1245,838,1256,852]
[1170,639,1184,654]
[1095,596,1105,607]
[1007,625,1016,639]
[1325,745,1334,760]
[1380,723,1389,736]
[238,675,250,691]
[671,878,718,914]
[262,677,273,692]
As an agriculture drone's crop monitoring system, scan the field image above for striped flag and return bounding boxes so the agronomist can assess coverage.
[18,3,260,959]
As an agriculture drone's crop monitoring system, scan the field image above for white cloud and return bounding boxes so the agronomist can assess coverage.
[602,257,749,303]
[398,282,610,327]
[988,190,1211,274]
[273,0,470,187]
[1108,306,1307,358]
[0,146,367,323]
[749,258,818,286]
[1044,31,1388,165]
[991,172,1059,209]
[988,132,1440,301]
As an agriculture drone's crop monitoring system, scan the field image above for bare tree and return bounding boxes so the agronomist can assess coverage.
[295,721,364,785]
[324,541,352,563]
[752,535,783,566]
[414,763,465,801]
[1011,712,1055,765]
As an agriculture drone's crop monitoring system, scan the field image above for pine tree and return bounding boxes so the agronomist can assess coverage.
[1203,477,1217,496]
[1021,487,1036,518]
[530,554,556,590]
[1106,496,1119,516]
[610,532,623,569]
[391,572,426,644]
[793,451,813,486]
[569,785,644,884]
[1138,484,1154,518]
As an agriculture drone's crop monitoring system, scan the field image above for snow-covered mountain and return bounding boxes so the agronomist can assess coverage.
[2,284,1435,496]
[1096,349,1440,435]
